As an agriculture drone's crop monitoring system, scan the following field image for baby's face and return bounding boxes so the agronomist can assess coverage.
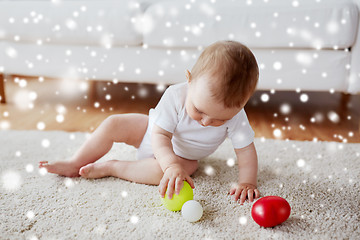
[185,75,242,127]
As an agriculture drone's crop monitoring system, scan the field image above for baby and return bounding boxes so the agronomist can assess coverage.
[39,40,260,205]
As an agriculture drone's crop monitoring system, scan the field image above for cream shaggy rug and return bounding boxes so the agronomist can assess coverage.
[1,130,359,240]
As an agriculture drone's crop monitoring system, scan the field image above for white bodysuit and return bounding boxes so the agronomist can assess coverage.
[136,82,255,160]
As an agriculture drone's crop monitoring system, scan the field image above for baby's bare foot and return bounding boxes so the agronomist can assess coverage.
[39,161,81,177]
[79,162,113,179]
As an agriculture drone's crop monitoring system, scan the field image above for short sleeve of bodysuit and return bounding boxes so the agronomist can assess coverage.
[152,85,181,134]
[227,109,255,149]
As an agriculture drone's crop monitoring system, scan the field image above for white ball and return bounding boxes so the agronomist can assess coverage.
[181,200,203,222]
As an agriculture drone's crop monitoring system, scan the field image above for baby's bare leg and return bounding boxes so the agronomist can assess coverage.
[80,157,199,185]
[39,114,148,177]
[79,158,163,184]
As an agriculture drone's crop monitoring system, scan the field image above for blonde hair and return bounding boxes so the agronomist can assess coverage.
[190,40,259,108]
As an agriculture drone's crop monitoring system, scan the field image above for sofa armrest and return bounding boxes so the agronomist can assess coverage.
[349,0,360,93]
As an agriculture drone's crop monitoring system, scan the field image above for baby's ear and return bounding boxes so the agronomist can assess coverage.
[185,70,192,82]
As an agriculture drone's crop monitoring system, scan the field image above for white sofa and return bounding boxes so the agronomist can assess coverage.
[0,0,359,104]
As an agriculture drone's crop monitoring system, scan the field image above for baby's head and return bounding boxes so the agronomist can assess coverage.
[185,40,259,127]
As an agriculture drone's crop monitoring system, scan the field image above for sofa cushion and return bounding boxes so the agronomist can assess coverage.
[1,41,350,92]
[144,0,358,49]
[0,1,144,46]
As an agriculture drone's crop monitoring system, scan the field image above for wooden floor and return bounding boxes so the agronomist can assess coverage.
[0,75,359,143]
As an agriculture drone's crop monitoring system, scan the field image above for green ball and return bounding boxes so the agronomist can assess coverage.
[161,181,193,211]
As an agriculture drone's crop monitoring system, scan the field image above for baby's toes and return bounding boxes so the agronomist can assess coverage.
[229,188,236,195]
[39,163,58,174]
[39,161,48,168]
[79,164,91,176]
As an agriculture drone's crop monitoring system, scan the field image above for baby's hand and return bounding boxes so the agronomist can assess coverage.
[159,164,195,200]
[229,183,260,205]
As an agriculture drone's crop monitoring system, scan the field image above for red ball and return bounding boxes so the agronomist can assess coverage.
[251,196,291,227]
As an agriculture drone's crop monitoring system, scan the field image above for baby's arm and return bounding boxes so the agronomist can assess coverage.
[229,142,260,204]
[152,125,195,199]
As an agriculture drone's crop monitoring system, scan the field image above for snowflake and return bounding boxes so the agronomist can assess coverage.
[94,102,100,108]
[273,129,282,138]
[296,53,313,66]
[37,122,46,130]
[327,111,340,123]
[138,88,148,98]
[26,164,34,173]
[1,170,22,191]
[260,93,269,102]
[135,68,141,75]
[56,114,65,123]
[39,167,48,176]
[273,61,282,70]
[292,1,299,7]
[28,235,38,240]
[227,158,235,167]
[14,89,35,110]
[26,211,35,219]
[130,215,139,224]
[297,159,306,168]
[0,120,11,130]
[326,21,339,34]
[299,94,309,102]
[158,70,164,76]
[64,178,74,188]
[157,84,166,92]
[65,19,77,30]
[239,216,248,225]
[280,103,291,115]
[313,112,324,123]
[204,165,215,176]
[132,14,154,34]
[121,191,128,198]
[41,139,50,148]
